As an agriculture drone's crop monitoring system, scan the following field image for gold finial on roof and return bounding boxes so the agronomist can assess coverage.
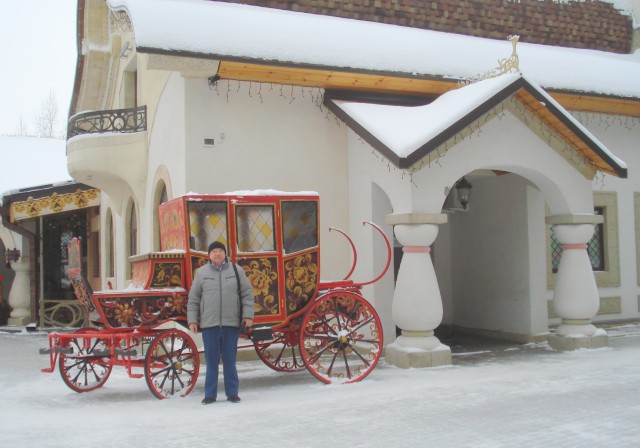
[497,35,520,75]
[460,35,521,86]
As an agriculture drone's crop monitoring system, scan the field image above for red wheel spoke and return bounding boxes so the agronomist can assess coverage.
[345,315,374,336]
[326,350,340,376]
[307,341,335,365]
[348,344,371,367]
[59,330,113,393]
[66,361,88,386]
[304,333,334,340]
[254,330,305,372]
[300,292,382,384]
[271,344,289,366]
[341,349,352,379]
[145,329,199,399]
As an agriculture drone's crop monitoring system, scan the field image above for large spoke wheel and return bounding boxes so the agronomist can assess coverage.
[253,329,306,372]
[144,329,200,399]
[59,329,113,393]
[299,291,383,384]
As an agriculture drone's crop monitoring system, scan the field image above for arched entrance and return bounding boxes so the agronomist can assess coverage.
[435,172,548,343]
[42,211,88,302]
[342,74,626,368]
[2,183,101,328]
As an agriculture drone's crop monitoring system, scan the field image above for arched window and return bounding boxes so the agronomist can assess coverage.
[160,185,168,204]
[126,200,138,279]
[153,182,168,251]
[106,210,115,278]
[130,204,138,257]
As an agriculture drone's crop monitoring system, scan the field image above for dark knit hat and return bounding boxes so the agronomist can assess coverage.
[207,241,226,254]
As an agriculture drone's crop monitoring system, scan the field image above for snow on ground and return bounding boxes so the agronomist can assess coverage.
[1,325,639,447]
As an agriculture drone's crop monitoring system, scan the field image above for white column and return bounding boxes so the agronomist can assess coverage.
[8,257,31,326]
[547,215,608,350]
[384,213,451,368]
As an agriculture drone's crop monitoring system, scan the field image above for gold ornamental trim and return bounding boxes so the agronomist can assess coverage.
[129,252,186,261]
[462,35,521,86]
[10,188,100,222]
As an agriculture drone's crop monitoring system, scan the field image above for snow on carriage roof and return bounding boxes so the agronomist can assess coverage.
[107,0,640,99]
[183,190,319,197]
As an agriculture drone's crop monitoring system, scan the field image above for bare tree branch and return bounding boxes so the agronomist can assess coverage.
[35,91,60,138]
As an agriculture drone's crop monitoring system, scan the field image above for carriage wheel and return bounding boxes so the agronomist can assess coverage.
[299,291,383,384]
[59,329,113,393]
[144,329,200,399]
[253,330,306,372]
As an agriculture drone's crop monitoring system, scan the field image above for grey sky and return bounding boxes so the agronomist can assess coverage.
[0,1,637,138]
[0,0,76,136]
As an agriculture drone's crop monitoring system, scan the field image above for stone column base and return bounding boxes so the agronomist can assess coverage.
[384,342,452,368]
[548,333,609,351]
[7,316,30,326]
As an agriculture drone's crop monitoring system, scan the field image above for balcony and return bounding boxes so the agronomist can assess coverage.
[67,106,148,211]
[68,106,147,138]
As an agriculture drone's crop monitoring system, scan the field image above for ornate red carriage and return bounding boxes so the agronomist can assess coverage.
[41,192,390,398]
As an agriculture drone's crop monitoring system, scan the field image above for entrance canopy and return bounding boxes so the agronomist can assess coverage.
[325,74,627,178]
[4,181,99,223]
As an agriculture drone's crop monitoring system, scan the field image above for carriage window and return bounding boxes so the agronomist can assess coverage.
[282,201,318,254]
[188,201,228,253]
[236,205,275,253]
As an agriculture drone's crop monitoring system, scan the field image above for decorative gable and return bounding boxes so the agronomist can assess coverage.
[325,74,627,178]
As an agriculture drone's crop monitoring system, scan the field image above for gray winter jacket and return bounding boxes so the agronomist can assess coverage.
[187,261,255,329]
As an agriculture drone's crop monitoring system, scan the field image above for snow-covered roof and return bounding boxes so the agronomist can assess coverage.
[0,136,72,204]
[108,0,640,99]
[184,190,319,197]
[326,73,627,177]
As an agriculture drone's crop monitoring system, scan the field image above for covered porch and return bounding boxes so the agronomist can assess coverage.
[332,73,627,368]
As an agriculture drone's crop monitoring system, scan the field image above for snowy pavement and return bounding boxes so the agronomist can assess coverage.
[1,324,639,447]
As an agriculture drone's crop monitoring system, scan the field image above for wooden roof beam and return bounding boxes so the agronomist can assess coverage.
[217,61,640,117]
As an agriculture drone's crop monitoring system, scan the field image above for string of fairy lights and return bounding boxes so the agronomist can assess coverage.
[208,77,637,188]
[208,77,339,124]
[572,111,639,132]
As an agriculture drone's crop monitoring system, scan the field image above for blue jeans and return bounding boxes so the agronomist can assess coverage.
[201,326,240,399]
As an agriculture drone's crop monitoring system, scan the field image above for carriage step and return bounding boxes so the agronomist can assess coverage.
[55,347,74,355]
[114,349,137,357]
[39,347,52,355]
[251,327,273,342]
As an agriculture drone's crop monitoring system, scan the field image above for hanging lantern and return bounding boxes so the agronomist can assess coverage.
[5,248,21,264]
[455,177,473,210]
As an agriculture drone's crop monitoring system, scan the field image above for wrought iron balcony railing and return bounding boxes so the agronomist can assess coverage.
[68,105,147,138]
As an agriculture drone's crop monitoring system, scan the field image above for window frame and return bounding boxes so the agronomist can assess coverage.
[281,200,319,254]
[187,200,229,253]
[551,207,605,273]
[235,204,276,254]
[546,191,619,289]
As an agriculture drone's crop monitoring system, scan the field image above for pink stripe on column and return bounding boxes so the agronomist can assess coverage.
[562,244,588,250]
[402,246,430,253]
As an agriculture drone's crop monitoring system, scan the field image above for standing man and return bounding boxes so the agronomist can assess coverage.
[188,241,254,404]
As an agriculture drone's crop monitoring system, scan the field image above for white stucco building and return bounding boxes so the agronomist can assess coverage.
[4,0,639,370]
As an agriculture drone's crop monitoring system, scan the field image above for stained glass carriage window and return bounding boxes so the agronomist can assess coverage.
[236,205,275,253]
[188,201,228,252]
[551,207,604,272]
[282,201,318,254]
